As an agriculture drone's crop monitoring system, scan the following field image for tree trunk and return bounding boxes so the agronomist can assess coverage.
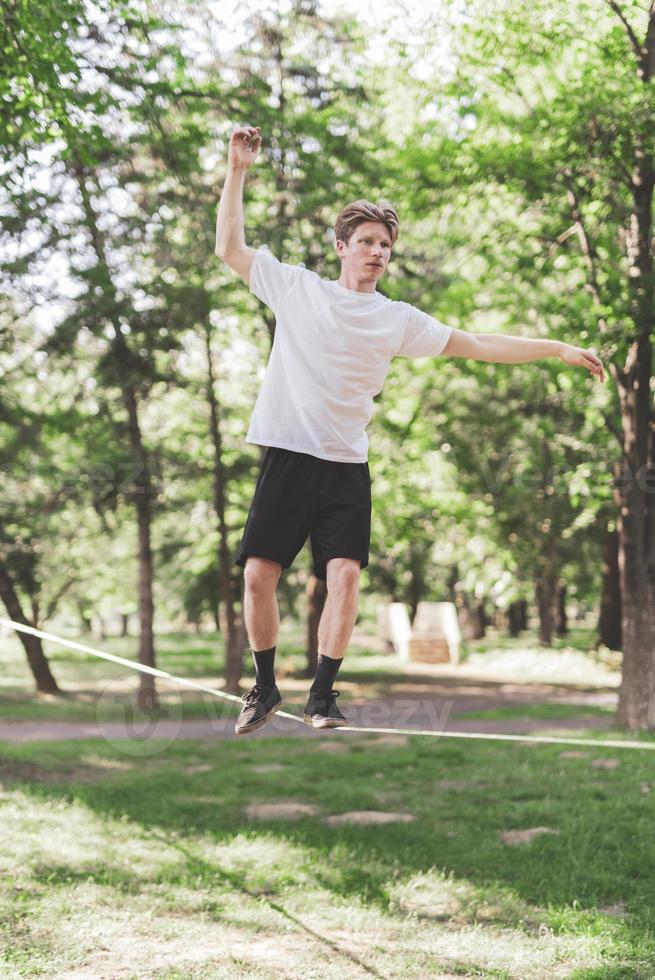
[0,562,60,694]
[476,599,489,640]
[474,600,487,638]
[204,323,245,694]
[598,525,622,650]
[407,552,426,621]
[535,572,557,646]
[586,5,655,729]
[455,591,478,641]
[306,575,327,677]
[122,382,157,713]
[614,167,655,726]
[507,600,522,637]
[616,491,655,729]
[210,589,220,635]
[556,580,568,636]
[447,565,459,602]
[120,613,130,637]
[71,154,157,712]
[226,613,248,691]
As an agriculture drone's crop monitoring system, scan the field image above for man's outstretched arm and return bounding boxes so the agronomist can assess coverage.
[215,124,261,285]
[442,327,606,383]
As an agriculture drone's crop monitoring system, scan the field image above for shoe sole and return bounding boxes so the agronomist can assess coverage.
[235,701,283,736]
[303,714,348,729]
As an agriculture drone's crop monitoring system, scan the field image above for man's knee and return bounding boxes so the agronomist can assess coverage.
[243,557,282,597]
[326,558,361,595]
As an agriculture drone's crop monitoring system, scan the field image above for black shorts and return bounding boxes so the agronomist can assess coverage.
[236,447,371,581]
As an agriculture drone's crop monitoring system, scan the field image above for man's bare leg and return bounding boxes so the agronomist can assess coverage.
[317,557,361,661]
[243,556,282,650]
[235,557,284,736]
[304,558,360,727]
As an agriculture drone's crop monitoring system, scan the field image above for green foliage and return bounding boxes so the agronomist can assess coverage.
[0,0,629,647]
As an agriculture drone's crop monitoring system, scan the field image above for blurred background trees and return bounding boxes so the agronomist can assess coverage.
[2,0,651,724]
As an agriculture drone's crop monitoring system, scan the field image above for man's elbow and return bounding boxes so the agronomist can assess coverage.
[215,246,239,270]
[215,244,243,263]
[215,233,239,259]
[214,246,254,286]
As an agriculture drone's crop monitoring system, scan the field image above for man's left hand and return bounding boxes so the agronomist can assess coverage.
[559,343,606,383]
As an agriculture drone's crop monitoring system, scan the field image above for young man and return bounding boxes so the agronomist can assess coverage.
[215,124,606,736]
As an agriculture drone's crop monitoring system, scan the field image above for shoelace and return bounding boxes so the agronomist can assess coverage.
[241,684,271,705]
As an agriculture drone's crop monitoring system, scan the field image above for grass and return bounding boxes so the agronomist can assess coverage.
[454,704,616,722]
[1,622,647,977]
[465,626,604,658]
[1,732,654,978]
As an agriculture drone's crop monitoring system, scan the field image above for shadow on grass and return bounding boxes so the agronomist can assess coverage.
[161,834,392,979]
[1,730,655,975]
[25,836,395,978]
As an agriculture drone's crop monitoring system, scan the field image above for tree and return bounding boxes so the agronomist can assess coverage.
[1,0,220,707]
[392,0,653,719]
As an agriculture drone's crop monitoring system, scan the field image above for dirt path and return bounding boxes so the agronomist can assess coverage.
[0,676,617,743]
[0,714,615,744]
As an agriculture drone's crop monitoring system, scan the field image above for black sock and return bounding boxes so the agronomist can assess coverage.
[310,654,343,693]
[252,646,276,687]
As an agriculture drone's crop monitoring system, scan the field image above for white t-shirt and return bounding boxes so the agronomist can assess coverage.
[246,247,453,463]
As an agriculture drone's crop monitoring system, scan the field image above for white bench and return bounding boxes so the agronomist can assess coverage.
[378,600,461,664]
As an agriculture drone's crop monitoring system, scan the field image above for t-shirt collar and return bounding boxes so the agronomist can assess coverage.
[328,279,381,297]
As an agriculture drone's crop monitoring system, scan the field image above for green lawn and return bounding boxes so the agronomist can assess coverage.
[454,704,616,722]
[1,730,654,978]
[2,623,647,977]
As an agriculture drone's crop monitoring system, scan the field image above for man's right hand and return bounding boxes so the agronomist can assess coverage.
[228,125,262,170]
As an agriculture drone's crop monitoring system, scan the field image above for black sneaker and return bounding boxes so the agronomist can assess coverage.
[303,689,347,729]
[235,683,283,736]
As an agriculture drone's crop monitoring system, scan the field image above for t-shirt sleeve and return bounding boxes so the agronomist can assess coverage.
[248,246,304,311]
[396,303,453,358]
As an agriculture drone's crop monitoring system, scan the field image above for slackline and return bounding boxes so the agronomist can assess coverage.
[2,617,654,753]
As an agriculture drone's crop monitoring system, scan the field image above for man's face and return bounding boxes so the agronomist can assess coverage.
[336,220,392,284]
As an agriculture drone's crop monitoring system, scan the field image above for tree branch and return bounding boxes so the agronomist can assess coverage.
[497,66,536,114]
[605,0,645,64]
[546,223,578,259]
[645,1,655,81]
[43,578,75,623]
[560,168,627,387]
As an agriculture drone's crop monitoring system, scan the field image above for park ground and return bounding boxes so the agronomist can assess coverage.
[1,624,654,978]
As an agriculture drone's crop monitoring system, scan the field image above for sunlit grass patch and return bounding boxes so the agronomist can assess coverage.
[0,785,614,979]
[0,787,187,881]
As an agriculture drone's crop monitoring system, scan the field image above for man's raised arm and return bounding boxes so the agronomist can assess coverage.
[215,125,261,285]
[442,327,606,383]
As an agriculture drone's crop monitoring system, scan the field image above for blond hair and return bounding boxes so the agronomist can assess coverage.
[334,199,399,247]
